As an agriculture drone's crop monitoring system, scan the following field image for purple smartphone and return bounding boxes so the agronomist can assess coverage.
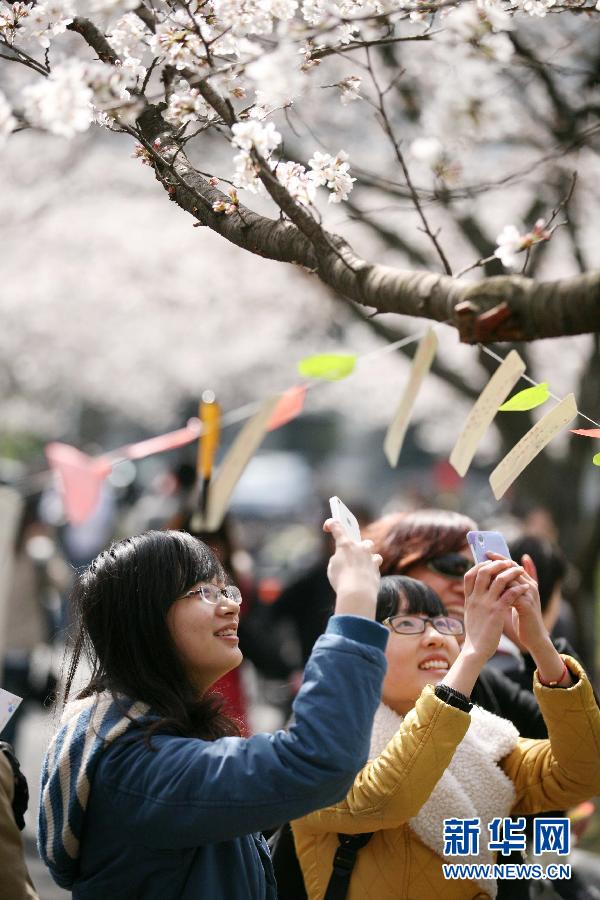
[467,530,512,564]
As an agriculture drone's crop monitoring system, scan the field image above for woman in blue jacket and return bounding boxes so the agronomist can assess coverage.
[38,524,387,899]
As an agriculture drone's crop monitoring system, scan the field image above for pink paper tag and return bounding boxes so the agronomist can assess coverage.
[45,443,112,526]
[267,386,307,431]
[570,428,600,438]
[124,421,202,459]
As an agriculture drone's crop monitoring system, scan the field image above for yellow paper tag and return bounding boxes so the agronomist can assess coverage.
[498,382,550,412]
[297,354,356,381]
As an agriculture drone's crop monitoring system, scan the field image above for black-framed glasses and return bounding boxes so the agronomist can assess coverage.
[383,615,464,636]
[426,554,473,580]
[182,584,243,606]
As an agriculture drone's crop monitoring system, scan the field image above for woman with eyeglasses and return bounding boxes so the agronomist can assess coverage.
[292,569,600,900]
[363,509,551,740]
[38,526,388,900]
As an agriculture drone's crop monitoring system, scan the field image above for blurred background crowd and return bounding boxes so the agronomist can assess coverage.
[1,426,599,896]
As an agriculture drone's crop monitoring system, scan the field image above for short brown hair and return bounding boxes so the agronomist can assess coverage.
[363,509,477,576]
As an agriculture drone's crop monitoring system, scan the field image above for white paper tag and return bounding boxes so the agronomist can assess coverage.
[0,689,23,736]
[205,395,281,531]
[383,330,438,468]
[489,393,578,500]
[450,350,526,477]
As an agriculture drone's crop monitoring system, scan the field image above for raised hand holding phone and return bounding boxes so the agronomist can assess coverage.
[467,530,512,564]
[324,517,382,619]
[485,550,573,687]
[329,496,362,543]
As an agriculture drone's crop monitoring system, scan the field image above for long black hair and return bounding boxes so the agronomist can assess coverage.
[376,575,447,623]
[64,529,240,742]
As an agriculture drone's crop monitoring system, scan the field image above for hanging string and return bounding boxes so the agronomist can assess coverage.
[478,344,600,430]
[8,325,599,497]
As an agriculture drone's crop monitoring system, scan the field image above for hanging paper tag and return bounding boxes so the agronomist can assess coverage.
[571,428,600,439]
[297,354,356,381]
[383,330,438,468]
[450,350,525,477]
[498,382,550,412]
[490,394,577,500]
[204,395,281,531]
[45,443,112,526]
[124,422,201,460]
[0,689,22,736]
[267,385,307,431]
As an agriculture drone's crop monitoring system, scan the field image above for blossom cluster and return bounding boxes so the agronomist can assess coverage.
[163,81,216,128]
[0,0,73,48]
[0,0,593,233]
[227,116,356,206]
[494,219,552,268]
[21,58,140,137]
[442,4,514,64]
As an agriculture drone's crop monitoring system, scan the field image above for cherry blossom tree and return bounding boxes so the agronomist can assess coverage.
[1,0,600,664]
[1,0,599,344]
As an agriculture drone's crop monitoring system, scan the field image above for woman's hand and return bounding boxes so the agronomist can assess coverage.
[462,558,528,662]
[486,552,547,656]
[324,519,382,619]
[486,552,573,687]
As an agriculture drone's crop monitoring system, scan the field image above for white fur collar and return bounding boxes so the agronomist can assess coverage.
[369,700,519,898]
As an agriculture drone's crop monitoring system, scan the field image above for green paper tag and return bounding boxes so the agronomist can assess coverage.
[297,353,357,381]
[498,383,550,412]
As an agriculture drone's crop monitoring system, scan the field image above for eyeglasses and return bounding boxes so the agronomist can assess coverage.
[182,584,243,606]
[425,554,473,580]
[383,615,464,636]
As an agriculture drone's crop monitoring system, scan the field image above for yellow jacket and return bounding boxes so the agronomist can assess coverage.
[292,656,600,900]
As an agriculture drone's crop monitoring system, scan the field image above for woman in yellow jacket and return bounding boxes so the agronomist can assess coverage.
[292,556,600,900]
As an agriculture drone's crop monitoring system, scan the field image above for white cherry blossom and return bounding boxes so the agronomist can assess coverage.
[22,61,94,138]
[494,224,524,268]
[410,136,444,165]
[25,0,73,48]
[231,119,282,155]
[233,149,263,192]
[163,82,214,127]
[246,43,305,107]
[0,1,33,45]
[511,0,556,15]
[151,12,205,70]
[107,13,151,59]
[308,149,355,203]
[339,75,362,104]
[275,160,317,205]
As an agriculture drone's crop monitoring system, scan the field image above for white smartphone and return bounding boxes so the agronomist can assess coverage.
[467,530,512,564]
[329,496,362,543]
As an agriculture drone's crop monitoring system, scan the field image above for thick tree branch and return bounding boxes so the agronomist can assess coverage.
[133,122,600,343]
[67,18,120,64]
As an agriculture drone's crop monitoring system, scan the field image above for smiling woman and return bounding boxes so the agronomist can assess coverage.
[38,526,390,900]
[292,569,600,900]
[376,576,462,716]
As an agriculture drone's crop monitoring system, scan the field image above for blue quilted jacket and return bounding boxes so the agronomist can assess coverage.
[39,615,387,899]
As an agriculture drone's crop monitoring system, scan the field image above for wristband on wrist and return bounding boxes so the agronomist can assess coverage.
[434,683,473,713]
[537,660,568,687]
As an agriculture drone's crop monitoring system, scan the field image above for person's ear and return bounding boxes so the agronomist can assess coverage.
[521,553,538,582]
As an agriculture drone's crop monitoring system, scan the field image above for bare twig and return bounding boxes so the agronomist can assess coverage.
[364,46,453,275]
